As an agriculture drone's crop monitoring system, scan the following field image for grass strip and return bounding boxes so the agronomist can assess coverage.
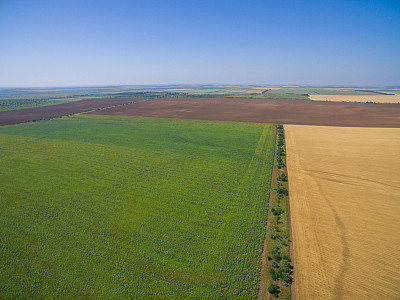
[259,124,293,300]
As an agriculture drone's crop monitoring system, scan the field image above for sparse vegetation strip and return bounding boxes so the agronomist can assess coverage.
[267,125,293,299]
[258,125,292,300]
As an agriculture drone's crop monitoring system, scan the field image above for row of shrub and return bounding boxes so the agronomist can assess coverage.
[267,125,293,299]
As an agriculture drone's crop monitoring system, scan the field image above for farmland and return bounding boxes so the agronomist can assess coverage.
[2,96,400,127]
[0,85,307,111]
[309,94,400,103]
[2,86,400,299]
[285,125,400,299]
[89,97,400,128]
[2,85,400,127]
[0,97,144,126]
[4,85,393,112]
[0,115,276,299]
[0,86,157,111]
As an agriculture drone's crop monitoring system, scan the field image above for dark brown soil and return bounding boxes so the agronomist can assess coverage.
[88,97,400,128]
[2,97,400,127]
[0,97,146,126]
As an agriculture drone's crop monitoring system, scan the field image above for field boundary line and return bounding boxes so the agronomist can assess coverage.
[258,125,294,299]
[257,125,278,300]
[286,129,296,300]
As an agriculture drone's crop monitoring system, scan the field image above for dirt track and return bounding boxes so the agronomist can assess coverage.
[88,98,400,128]
[0,97,145,126]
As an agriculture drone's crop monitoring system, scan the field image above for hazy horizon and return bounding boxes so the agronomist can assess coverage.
[1,0,399,87]
[1,84,400,90]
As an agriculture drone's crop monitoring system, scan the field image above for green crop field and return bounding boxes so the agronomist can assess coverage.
[0,115,276,299]
[0,98,73,112]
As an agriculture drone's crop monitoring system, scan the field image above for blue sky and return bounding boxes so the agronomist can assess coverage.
[0,0,399,87]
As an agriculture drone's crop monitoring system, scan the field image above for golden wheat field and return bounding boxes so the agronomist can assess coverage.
[285,125,400,299]
[309,94,400,103]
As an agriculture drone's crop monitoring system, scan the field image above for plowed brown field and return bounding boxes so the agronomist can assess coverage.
[0,97,145,126]
[2,97,400,127]
[88,98,400,128]
[285,125,400,299]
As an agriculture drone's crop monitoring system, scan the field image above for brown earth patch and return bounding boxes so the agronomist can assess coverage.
[88,97,400,128]
[2,97,400,128]
[0,97,147,126]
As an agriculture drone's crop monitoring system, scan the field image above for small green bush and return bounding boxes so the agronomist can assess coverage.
[277,186,288,196]
[267,283,280,298]
[273,253,281,262]
[281,272,292,286]
[272,206,284,216]
[269,269,279,281]
[282,259,291,268]
[278,173,287,182]
[282,255,291,261]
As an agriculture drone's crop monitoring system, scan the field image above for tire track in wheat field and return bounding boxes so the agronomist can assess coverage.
[285,127,331,299]
[313,178,349,299]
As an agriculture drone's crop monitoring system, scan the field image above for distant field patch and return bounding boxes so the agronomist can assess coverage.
[0,97,141,126]
[89,98,400,128]
[309,94,400,103]
[0,98,73,112]
[285,125,400,299]
[0,115,275,299]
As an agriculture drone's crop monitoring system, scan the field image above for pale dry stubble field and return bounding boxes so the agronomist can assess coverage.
[285,125,400,299]
[309,94,400,103]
